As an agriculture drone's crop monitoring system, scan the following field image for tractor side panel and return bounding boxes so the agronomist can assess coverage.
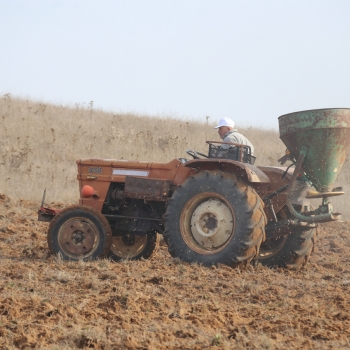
[76,160,115,211]
[76,158,194,211]
[124,177,173,201]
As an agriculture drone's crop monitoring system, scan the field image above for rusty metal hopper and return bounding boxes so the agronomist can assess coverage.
[279,108,350,193]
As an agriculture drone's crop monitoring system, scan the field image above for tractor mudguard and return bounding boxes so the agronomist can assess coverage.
[258,165,311,206]
[256,165,312,222]
[184,159,270,184]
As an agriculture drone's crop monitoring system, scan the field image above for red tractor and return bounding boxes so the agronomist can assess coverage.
[39,109,350,269]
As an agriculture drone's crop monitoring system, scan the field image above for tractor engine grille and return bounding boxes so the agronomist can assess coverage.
[124,176,174,201]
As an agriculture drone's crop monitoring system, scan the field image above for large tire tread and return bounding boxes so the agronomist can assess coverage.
[258,207,317,269]
[142,233,160,260]
[164,171,266,267]
[284,228,316,269]
[237,183,267,262]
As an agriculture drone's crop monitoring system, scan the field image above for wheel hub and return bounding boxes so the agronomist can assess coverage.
[60,219,97,255]
[190,199,234,249]
[204,216,218,231]
[72,231,85,244]
[122,234,136,246]
[111,234,148,259]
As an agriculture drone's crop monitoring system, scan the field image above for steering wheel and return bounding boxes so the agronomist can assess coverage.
[186,150,208,159]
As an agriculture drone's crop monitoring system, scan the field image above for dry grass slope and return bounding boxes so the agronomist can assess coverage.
[1,95,349,218]
[0,96,284,201]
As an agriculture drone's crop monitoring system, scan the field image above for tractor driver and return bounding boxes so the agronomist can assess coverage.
[214,117,254,155]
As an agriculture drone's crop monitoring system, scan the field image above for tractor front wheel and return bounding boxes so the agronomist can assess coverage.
[47,205,112,261]
[108,232,160,261]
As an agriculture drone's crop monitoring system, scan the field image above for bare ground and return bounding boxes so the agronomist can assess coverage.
[0,194,349,349]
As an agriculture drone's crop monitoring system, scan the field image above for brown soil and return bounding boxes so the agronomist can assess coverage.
[0,193,349,349]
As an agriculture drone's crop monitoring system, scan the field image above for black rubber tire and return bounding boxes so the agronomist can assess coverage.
[257,207,317,269]
[163,171,266,267]
[108,232,160,261]
[47,205,112,261]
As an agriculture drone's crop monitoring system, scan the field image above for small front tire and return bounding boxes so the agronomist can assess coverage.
[108,232,160,261]
[47,205,112,261]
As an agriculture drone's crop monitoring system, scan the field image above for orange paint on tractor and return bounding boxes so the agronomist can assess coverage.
[81,185,95,198]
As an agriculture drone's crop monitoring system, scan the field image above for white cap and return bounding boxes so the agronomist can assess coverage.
[214,117,234,129]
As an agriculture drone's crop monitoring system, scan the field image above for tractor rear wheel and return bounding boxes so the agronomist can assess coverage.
[164,171,266,267]
[47,205,112,261]
[257,207,316,269]
[108,232,160,261]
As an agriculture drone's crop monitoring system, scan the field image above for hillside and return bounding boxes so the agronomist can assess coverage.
[0,96,284,201]
[0,95,349,218]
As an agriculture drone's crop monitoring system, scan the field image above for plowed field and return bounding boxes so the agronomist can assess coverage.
[0,194,349,349]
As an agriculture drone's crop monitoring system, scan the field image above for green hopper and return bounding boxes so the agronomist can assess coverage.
[279,108,350,223]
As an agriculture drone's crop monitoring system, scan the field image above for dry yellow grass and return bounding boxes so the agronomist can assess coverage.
[0,94,349,218]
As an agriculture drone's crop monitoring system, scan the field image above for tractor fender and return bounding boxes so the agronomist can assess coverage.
[185,159,270,183]
[258,166,311,207]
